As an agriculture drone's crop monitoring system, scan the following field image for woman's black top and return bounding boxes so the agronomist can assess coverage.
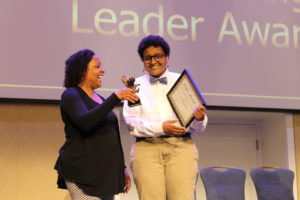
[54,87,125,196]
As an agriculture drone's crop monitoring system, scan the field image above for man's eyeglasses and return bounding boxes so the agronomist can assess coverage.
[143,54,165,63]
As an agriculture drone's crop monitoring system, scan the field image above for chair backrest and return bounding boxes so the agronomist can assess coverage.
[200,167,246,200]
[250,167,294,200]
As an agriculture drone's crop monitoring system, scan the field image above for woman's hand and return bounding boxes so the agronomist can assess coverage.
[123,168,131,193]
[115,87,139,103]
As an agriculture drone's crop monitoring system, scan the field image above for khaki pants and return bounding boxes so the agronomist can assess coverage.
[130,137,198,200]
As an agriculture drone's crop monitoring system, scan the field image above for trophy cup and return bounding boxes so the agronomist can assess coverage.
[121,75,141,107]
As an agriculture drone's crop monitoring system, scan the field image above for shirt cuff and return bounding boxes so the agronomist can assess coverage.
[148,122,164,137]
[189,115,208,132]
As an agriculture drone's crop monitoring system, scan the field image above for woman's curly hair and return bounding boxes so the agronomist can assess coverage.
[63,49,95,88]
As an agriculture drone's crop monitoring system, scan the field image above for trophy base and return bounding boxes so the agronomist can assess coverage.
[128,99,141,107]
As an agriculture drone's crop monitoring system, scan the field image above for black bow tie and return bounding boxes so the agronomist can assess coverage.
[150,76,168,85]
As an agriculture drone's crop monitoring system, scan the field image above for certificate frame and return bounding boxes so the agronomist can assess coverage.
[167,69,206,127]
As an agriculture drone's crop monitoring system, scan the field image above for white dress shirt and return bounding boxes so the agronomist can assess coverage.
[123,69,208,137]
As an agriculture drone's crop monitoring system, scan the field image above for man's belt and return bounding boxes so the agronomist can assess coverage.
[136,132,191,142]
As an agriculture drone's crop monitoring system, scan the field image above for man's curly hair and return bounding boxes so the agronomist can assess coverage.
[137,35,170,60]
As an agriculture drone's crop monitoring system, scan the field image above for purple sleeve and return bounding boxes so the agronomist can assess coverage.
[61,88,120,132]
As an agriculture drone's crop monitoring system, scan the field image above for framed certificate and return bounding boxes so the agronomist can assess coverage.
[167,69,206,127]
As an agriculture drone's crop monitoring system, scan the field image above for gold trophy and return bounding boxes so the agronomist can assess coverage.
[121,75,141,107]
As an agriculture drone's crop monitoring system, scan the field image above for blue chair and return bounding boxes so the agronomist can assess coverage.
[250,167,294,200]
[200,167,246,200]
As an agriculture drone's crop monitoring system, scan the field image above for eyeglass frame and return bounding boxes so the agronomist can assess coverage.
[142,54,166,63]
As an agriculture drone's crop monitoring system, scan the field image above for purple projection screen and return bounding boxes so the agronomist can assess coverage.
[1,0,300,110]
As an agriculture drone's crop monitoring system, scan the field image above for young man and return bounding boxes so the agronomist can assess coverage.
[123,35,208,200]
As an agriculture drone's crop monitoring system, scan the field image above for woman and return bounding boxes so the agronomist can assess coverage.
[54,49,138,200]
